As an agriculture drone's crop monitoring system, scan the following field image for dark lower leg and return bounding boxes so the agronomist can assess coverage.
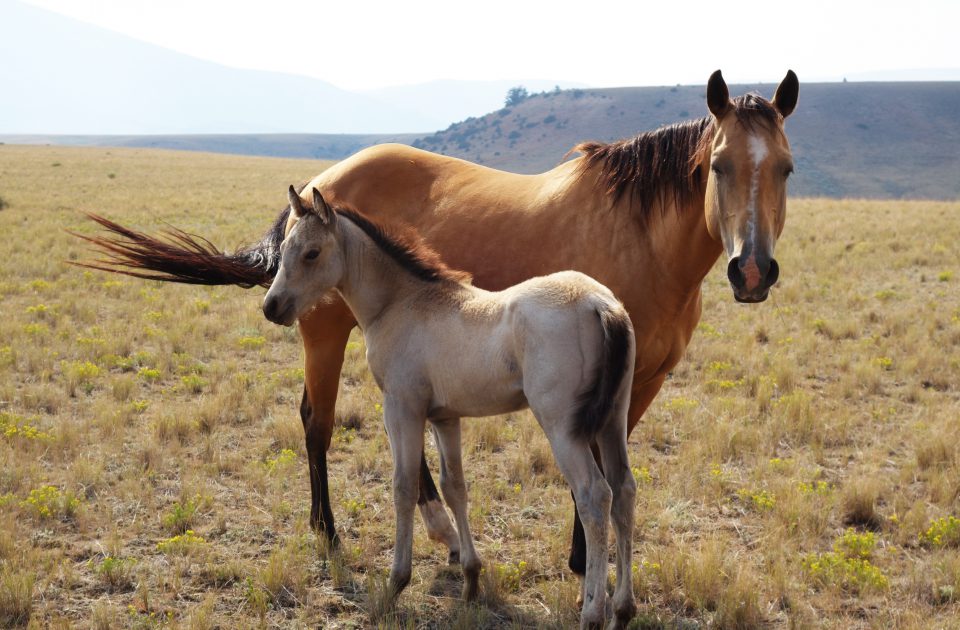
[418,451,460,564]
[302,389,338,544]
[568,491,587,576]
[417,454,441,506]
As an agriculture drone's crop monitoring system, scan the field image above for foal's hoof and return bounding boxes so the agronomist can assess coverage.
[447,550,461,565]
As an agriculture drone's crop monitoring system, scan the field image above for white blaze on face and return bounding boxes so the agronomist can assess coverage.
[736,133,771,291]
[745,134,770,244]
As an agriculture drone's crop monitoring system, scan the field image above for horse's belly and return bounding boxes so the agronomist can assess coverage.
[427,372,527,419]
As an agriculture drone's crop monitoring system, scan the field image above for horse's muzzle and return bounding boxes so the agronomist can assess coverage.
[727,255,779,303]
[263,294,296,326]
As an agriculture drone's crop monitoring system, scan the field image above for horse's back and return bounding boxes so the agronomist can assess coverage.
[309,144,580,227]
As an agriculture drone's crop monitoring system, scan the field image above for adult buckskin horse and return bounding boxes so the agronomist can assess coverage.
[78,70,799,581]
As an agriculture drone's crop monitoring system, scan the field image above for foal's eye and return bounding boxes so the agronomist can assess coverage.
[304,249,320,261]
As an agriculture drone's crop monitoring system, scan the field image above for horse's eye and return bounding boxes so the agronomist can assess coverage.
[784,166,794,178]
[711,163,726,177]
[304,249,320,261]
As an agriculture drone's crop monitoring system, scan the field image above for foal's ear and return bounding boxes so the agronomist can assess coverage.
[288,185,306,218]
[311,188,335,226]
[707,69,730,119]
[772,69,799,119]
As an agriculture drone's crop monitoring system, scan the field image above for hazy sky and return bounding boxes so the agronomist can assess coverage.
[21,0,960,90]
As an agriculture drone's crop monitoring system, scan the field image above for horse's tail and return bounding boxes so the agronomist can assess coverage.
[572,298,634,441]
[71,206,291,289]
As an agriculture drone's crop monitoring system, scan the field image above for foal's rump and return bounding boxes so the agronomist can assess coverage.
[509,271,634,440]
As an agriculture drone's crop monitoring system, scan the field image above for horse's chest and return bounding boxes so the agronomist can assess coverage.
[632,307,701,381]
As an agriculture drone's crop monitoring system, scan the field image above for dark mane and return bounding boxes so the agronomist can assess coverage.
[573,93,783,221]
[332,206,471,284]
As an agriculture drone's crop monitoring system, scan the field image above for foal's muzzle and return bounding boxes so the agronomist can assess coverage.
[727,255,779,303]
[263,294,296,326]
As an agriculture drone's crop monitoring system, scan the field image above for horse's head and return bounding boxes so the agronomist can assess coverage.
[263,186,342,326]
[703,70,798,303]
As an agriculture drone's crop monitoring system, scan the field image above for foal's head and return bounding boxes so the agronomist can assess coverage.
[262,186,342,326]
[702,70,798,303]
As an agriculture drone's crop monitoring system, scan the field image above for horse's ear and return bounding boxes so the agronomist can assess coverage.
[288,185,306,218]
[311,188,335,226]
[707,69,730,118]
[772,70,799,119]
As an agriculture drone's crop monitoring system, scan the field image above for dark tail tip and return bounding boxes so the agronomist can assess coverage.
[70,209,289,288]
[572,304,633,441]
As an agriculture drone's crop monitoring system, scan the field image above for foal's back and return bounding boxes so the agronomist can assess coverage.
[371,271,624,420]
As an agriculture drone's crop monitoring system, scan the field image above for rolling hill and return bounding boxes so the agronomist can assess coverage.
[410,82,960,200]
[8,81,956,200]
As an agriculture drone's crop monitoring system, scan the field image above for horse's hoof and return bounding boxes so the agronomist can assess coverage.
[614,600,637,627]
[448,550,461,565]
[462,578,479,602]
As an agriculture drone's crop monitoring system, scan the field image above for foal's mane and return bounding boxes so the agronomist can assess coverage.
[331,205,472,284]
[572,93,783,221]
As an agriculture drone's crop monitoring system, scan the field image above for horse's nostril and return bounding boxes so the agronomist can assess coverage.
[727,257,745,289]
[264,296,277,319]
[767,259,780,287]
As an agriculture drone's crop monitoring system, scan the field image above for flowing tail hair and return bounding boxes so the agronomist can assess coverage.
[70,206,291,289]
[572,299,634,441]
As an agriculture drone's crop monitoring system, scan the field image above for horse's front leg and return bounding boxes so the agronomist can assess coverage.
[383,397,427,598]
[298,300,356,543]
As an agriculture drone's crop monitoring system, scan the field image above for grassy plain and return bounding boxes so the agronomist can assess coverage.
[0,145,958,628]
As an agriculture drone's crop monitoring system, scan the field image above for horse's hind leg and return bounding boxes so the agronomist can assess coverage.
[419,430,461,564]
[429,418,481,600]
[299,300,356,543]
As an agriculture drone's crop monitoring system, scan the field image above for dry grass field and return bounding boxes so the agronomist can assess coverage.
[0,145,958,629]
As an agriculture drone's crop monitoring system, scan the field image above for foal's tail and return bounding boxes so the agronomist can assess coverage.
[71,206,291,289]
[572,299,634,441]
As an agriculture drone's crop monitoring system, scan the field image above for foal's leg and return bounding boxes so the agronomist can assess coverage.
[568,374,664,579]
[300,302,459,558]
[383,399,427,598]
[419,429,461,564]
[430,418,482,600]
[298,301,356,543]
[596,410,637,627]
[542,426,612,629]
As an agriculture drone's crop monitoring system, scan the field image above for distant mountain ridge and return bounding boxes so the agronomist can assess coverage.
[0,2,436,134]
[0,2,585,133]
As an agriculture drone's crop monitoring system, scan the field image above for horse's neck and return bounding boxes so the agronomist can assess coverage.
[624,191,723,315]
[334,219,422,329]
